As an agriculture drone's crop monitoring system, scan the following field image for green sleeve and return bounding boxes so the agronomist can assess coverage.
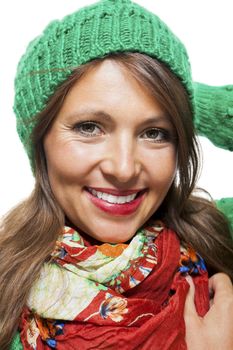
[10,332,23,350]
[193,83,233,151]
[215,197,233,238]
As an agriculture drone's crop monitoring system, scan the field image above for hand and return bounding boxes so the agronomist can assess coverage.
[184,273,233,350]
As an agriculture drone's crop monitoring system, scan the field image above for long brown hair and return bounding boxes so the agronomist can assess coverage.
[0,52,232,348]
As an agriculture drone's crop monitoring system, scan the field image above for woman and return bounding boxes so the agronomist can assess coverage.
[0,0,233,349]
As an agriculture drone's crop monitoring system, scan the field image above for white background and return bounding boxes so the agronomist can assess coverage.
[0,0,232,216]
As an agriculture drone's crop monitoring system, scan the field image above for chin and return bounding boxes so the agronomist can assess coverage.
[93,233,134,244]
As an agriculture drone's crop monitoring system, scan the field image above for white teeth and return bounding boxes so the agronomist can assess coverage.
[96,191,102,199]
[117,196,126,204]
[101,193,109,201]
[88,188,138,204]
[92,189,97,196]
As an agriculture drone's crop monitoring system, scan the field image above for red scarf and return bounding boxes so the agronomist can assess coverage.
[19,222,209,349]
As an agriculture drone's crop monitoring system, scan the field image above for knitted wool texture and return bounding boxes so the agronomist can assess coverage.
[14,0,233,170]
[216,197,233,236]
[193,83,233,152]
[10,332,22,350]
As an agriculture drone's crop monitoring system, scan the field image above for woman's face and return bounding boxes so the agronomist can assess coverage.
[43,59,177,243]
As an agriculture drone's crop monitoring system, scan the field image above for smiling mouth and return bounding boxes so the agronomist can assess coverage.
[85,187,147,205]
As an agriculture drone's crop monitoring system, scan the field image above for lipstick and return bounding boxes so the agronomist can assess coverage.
[84,188,147,216]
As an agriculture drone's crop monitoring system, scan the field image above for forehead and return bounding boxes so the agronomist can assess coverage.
[56,59,171,124]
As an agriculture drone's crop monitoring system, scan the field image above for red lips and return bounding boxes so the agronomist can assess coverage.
[85,187,147,216]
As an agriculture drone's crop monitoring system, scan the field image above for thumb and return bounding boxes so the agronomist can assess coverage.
[209,273,233,301]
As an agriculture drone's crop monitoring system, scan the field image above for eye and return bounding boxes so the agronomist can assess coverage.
[73,121,103,137]
[141,128,171,143]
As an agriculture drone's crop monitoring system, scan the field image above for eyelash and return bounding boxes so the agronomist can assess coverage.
[72,121,172,143]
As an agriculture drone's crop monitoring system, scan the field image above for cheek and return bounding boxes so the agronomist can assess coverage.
[44,139,98,184]
[146,147,177,188]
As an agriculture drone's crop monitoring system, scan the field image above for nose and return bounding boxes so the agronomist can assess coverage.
[99,134,142,183]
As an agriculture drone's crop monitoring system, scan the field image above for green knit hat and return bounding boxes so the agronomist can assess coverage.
[14,0,233,171]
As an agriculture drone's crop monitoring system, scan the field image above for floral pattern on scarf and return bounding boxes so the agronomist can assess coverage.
[19,221,208,350]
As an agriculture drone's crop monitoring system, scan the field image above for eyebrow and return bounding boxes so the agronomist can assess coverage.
[65,108,171,126]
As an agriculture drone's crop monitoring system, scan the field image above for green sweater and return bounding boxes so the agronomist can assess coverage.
[10,333,22,350]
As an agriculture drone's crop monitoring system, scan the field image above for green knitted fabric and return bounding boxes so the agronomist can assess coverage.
[14,0,233,168]
[10,332,23,350]
[194,83,233,151]
[14,0,193,168]
[216,197,233,237]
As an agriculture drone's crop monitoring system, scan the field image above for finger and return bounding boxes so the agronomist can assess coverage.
[209,273,233,302]
[184,275,197,317]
